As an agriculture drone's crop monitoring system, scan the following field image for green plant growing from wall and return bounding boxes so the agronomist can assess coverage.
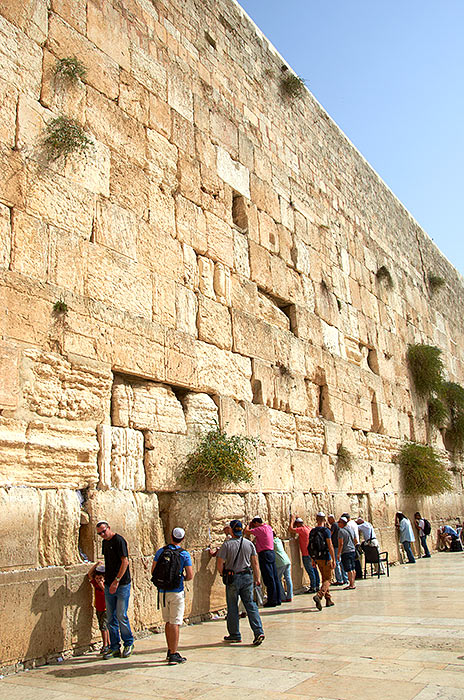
[43,115,93,162]
[280,74,306,99]
[182,423,259,486]
[53,298,68,314]
[399,442,452,495]
[406,343,444,398]
[376,265,393,288]
[442,381,464,452]
[336,445,353,473]
[54,56,86,84]
[427,396,448,429]
[428,273,445,293]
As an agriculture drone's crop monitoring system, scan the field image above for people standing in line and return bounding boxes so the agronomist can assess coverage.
[273,531,293,602]
[216,520,265,645]
[96,520,134,659]
[308,513,335,610]
[87,562,110,654]
[327,514,348,586]
[337,516,358,589]
[245,517,281,607]
[289,513,320,593]
[152,527,193,665]
[341,512,363,580]
[395,512,416,563]
[414,512,431,558]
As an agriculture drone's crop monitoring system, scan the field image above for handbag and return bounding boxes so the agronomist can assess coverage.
[221,537,243,585]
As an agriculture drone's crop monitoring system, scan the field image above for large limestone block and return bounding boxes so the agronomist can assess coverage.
[86,489,140,557]
[296,416,325,452]
[197,256,215,298]
[0,567,66,664]
[0,77,17,148]
[10,210,48,281]
[48,14,119,100]
[195,341,253,402]
[112,376,186,433]
[254,446,292,492]
[251,359,275,408]
[186,548,225,618]
[0,487,40,569]
[64,563,97,649]
[26,166,95,238]
[233,230,250,277]
[206,211,234,267]
[111,326,166,384]
[167,73,193,122]
[243,492,269,523]
[175,195,208,253]
[40,50,86,123]
[130,555,163,629]
[0,200,11,271]
[22,349,112,423]
[249,240,273,292]
[133,492,164,557]
[159,492,210,550]
[216,146,250,198]
[165,330,197,388]
[48,225,87,294]
[147,128,178,193]
[183,392,218,433]
[208,493,245,541]
[291,451,331,492]
[218,396,247,436]
[0,419,99,489]
[256,292,290,331]
[265,492,293,537]
[0,341,19,409]
[269,408,297,449]
[38,489,81,566]
[0,13,42,97]
[144,432,194,492]
[176,284,198,336]
[94,200,137,259]
[131,43,167,96]
[0,0,48,43]
[87,0,130,70]
[197,295,232,350]
[231,309,275,363]
[86,245,152,319]
[97,426,145,491]
[214,263,231,305]
[246,404,273,444]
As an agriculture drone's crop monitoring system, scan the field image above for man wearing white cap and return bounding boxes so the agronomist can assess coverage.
[152,527,193,664]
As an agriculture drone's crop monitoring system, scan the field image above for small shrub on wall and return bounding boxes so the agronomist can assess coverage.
[399,442,452,496]
[182,423,258,486]
[427,396,448,429]
[442,381,464,452]
[406,343,444,398]
[336,445,353,473]
[43,115,93,162]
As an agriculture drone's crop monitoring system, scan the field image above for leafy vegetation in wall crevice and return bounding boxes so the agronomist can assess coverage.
[54,56,86,84]
[43,115,93,162]
[428,273,445,293]
[280,74,306,99]
[336,445,353,473]
[376,265,393,288]
[182,423,259,486]
[427,396,448,429]
[407,343,444,398]
[399,442,452,496]
[442,381,464,452]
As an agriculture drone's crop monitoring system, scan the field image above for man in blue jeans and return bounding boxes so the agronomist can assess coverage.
[216,520,265,645]
[97,521,134,659]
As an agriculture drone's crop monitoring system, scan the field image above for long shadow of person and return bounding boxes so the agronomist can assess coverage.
[189,548,222,617]
[25,579,66,662]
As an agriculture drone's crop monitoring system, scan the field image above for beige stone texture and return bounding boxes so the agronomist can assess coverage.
[0,77,17,148]
[97,425,145,491]
[147,128,178,193]
[197,294,232,349]
[87,0,130,71]
[0,147,26,209]
[183,392,219,432]
[232,309,275,362]
[176,284,198,336]
[144,432,195,492]
[197,255,215,298]
[38,488,81,566]
[233,229,250,276]
[195,341,253,402]
[112,375,186,434]
[11,211,48,281]
[130,43,167,98]
[0,486,40,569]
[0,13,42,97]
[0,342,19,408]
[50,0,86,33]
[205,211,234,267]
[94,200,137,260]
[0,202,11,270]
[40,50,86,124]
[216,145,250,198]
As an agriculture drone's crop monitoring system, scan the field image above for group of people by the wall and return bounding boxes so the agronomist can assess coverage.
[87,508,459,666]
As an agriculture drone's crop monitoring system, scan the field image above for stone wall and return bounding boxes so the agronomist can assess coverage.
[1,0,464,669]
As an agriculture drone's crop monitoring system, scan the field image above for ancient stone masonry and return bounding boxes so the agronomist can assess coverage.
[1,0,464,670]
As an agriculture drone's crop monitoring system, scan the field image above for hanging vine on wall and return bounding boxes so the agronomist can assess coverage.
[182,423,259,486]
[398,442,452,496]
[442,381,464,452]
[406,343,444,398]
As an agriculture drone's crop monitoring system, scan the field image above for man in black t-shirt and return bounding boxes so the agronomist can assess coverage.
[97,521,134,660]
[309,513,335,611]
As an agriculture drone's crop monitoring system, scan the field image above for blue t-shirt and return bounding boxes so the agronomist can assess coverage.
[153,544,192,592]
[444,525,458,537]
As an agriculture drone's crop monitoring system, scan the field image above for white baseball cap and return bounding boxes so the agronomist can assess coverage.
[316,512,326,518]
[172,527,185,540]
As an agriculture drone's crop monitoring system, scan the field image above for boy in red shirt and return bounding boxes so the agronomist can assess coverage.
[87,562,110,654]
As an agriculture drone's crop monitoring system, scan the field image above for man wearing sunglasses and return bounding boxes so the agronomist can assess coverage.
[96,521,134,660]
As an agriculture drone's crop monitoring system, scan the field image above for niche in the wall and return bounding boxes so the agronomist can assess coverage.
[232,192,248,232]
[370,391,384,433]
[367,348,380,375]
[315,368,334,421]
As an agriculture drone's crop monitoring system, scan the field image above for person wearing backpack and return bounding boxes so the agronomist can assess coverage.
[337,516,358,589]
[151,527,193,665]
[414,512,431,558]
[308,513,335,610]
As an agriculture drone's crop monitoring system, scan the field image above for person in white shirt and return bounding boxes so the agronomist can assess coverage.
[395,512,416,563]
[341,513,362,579]
[356,517,384,574]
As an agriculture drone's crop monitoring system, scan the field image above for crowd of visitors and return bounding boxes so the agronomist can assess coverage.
[87,509,459,665]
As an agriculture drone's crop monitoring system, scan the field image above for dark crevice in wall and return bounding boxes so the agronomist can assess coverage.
[232,191,248,231]
[367,348,379,374]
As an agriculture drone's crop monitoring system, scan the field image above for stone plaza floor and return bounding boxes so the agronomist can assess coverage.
[2,553,464,699]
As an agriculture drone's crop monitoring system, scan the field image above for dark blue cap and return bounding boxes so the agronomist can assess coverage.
[230,519,243,532]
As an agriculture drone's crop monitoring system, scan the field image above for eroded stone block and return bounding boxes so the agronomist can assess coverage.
[97,425,145,491]
[112,376,186,434]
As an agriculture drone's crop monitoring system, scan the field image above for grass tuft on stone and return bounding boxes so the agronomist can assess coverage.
[280,74,306,99]
[428,273,445,293]
[54,56,86,83]
[406,343,444,398]
[43,115,93,162]
[399,442,452,496]
[336,445,353,472]
[182,423,258,486]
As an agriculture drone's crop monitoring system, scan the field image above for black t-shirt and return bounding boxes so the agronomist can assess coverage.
[330,522,340,548]
[102,533,131,586]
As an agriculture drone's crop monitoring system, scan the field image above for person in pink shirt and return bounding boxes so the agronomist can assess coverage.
[245,517,281,607]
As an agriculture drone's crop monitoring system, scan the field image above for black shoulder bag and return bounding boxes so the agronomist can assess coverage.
[222,537,243,585]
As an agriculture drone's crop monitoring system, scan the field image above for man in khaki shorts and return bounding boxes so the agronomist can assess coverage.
[152,527,193,664]
[308,513,335,610]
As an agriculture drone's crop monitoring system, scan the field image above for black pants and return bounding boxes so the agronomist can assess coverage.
[258,550,281,605]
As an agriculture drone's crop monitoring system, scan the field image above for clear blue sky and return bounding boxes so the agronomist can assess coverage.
[237,0,464,278]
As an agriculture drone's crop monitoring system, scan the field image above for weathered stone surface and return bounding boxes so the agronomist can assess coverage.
[216,146,250,198]
[195,341,253,402]
[38,488,81,566]
[144,432,194,491]
[0,77,17,148]
[0,342,19,408]
[11,210,48,281]
[197,294,232,349]
[176,284,197,336]
[183,392,218,432]
[87,0,130,70]
[112,376,187,433]
[0,13,42,97]
[97,425,145,491]
[0,486,40,569]
[94,200,137,260]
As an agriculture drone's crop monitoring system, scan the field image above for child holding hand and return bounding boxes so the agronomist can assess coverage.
[87,562,109,654]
